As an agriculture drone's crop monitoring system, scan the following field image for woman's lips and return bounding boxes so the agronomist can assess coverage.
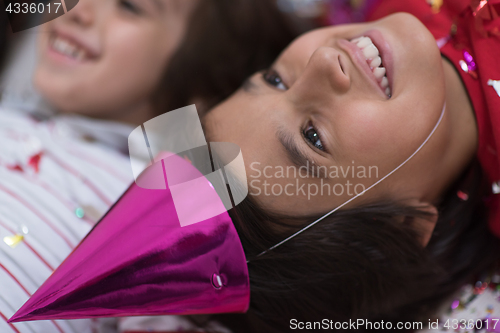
[338,38,390,98]
[349,36,390,97]
[362,29,394,96]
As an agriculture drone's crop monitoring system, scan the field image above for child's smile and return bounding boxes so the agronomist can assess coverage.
[48,29,99,63]
[35,0,198,124]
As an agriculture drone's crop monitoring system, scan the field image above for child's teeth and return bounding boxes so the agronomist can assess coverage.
[74,50,84,60]
[380,77,389,89]
[52,36,86,60]
[362,44,379,60]
[385,87,391,97]
[370,56,382,68]
[373,67,386,80]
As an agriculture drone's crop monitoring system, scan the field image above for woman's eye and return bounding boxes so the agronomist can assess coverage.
[119,0,142,14]
[303,125,324,151]
[263,70,288,91]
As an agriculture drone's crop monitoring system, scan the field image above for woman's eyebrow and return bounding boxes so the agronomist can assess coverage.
[277,129,328,179]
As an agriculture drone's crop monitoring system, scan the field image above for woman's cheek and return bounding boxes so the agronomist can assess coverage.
[338,105,394,157]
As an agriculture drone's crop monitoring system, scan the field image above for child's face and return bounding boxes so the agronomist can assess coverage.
[34,0,197,122]
[205,13,463,216]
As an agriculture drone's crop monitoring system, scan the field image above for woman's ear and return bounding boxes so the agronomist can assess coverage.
[405,200,439,247]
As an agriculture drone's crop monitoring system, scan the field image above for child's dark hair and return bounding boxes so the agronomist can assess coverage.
[153,0,302,116]
[214,161,500,332]
[0,7,8,71]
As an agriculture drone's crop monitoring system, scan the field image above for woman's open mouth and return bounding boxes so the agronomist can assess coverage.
[349,36,391,98]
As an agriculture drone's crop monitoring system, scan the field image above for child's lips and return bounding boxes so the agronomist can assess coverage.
[46,27,100,64]
[50,35,89,62]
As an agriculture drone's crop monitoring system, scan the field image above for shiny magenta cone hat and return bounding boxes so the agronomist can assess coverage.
[9,150,250,322]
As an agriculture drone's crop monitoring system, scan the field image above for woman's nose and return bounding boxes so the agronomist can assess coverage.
[64,0,96,27]
[288,47,350,105]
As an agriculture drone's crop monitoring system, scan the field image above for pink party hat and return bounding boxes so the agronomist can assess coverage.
[9,151,250,322]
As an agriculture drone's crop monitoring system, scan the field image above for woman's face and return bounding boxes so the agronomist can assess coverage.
[34,0,197,122]
[205,13,460,216]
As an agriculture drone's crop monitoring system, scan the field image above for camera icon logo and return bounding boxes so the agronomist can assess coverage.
[128,105,249,227]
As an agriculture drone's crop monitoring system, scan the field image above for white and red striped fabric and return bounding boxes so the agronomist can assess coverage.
[0,108,134,333]
[115,316,232,333]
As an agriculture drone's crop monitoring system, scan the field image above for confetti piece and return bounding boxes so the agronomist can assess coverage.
[28,152,43,173]
[7,164,24,172]
[427,0,443,13]
[493,181,500,194]
[472,0,488,16]
[3,234,24,248]
[463,51,477,71]
[75,208,85,219]
[488,80,500,97]
[457,190,469,201]
[460,60,469,73]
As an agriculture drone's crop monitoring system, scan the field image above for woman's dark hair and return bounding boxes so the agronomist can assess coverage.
[153,0,303,116]
[214,161,500,332]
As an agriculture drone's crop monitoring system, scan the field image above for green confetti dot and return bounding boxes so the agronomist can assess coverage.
[75,208,85,219]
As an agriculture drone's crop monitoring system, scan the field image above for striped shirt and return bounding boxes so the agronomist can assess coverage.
[0,109,133,333]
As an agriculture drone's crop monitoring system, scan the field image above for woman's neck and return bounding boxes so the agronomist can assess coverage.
[440,56,478,189]
[443,56,477,149]
[423,56,478,204]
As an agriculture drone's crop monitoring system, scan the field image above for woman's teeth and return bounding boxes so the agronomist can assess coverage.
[350,36,391,97]
[50,36,87,61]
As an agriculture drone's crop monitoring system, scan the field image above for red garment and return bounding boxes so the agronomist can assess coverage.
[367,0,500,238]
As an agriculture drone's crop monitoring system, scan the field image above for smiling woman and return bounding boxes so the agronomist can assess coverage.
[204,13,465,216]
[201,3,500,331]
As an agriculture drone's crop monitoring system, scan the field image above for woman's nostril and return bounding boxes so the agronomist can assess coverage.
[339,55,346,75]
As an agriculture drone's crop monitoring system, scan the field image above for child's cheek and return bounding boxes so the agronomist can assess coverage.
[103,28,157,80]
